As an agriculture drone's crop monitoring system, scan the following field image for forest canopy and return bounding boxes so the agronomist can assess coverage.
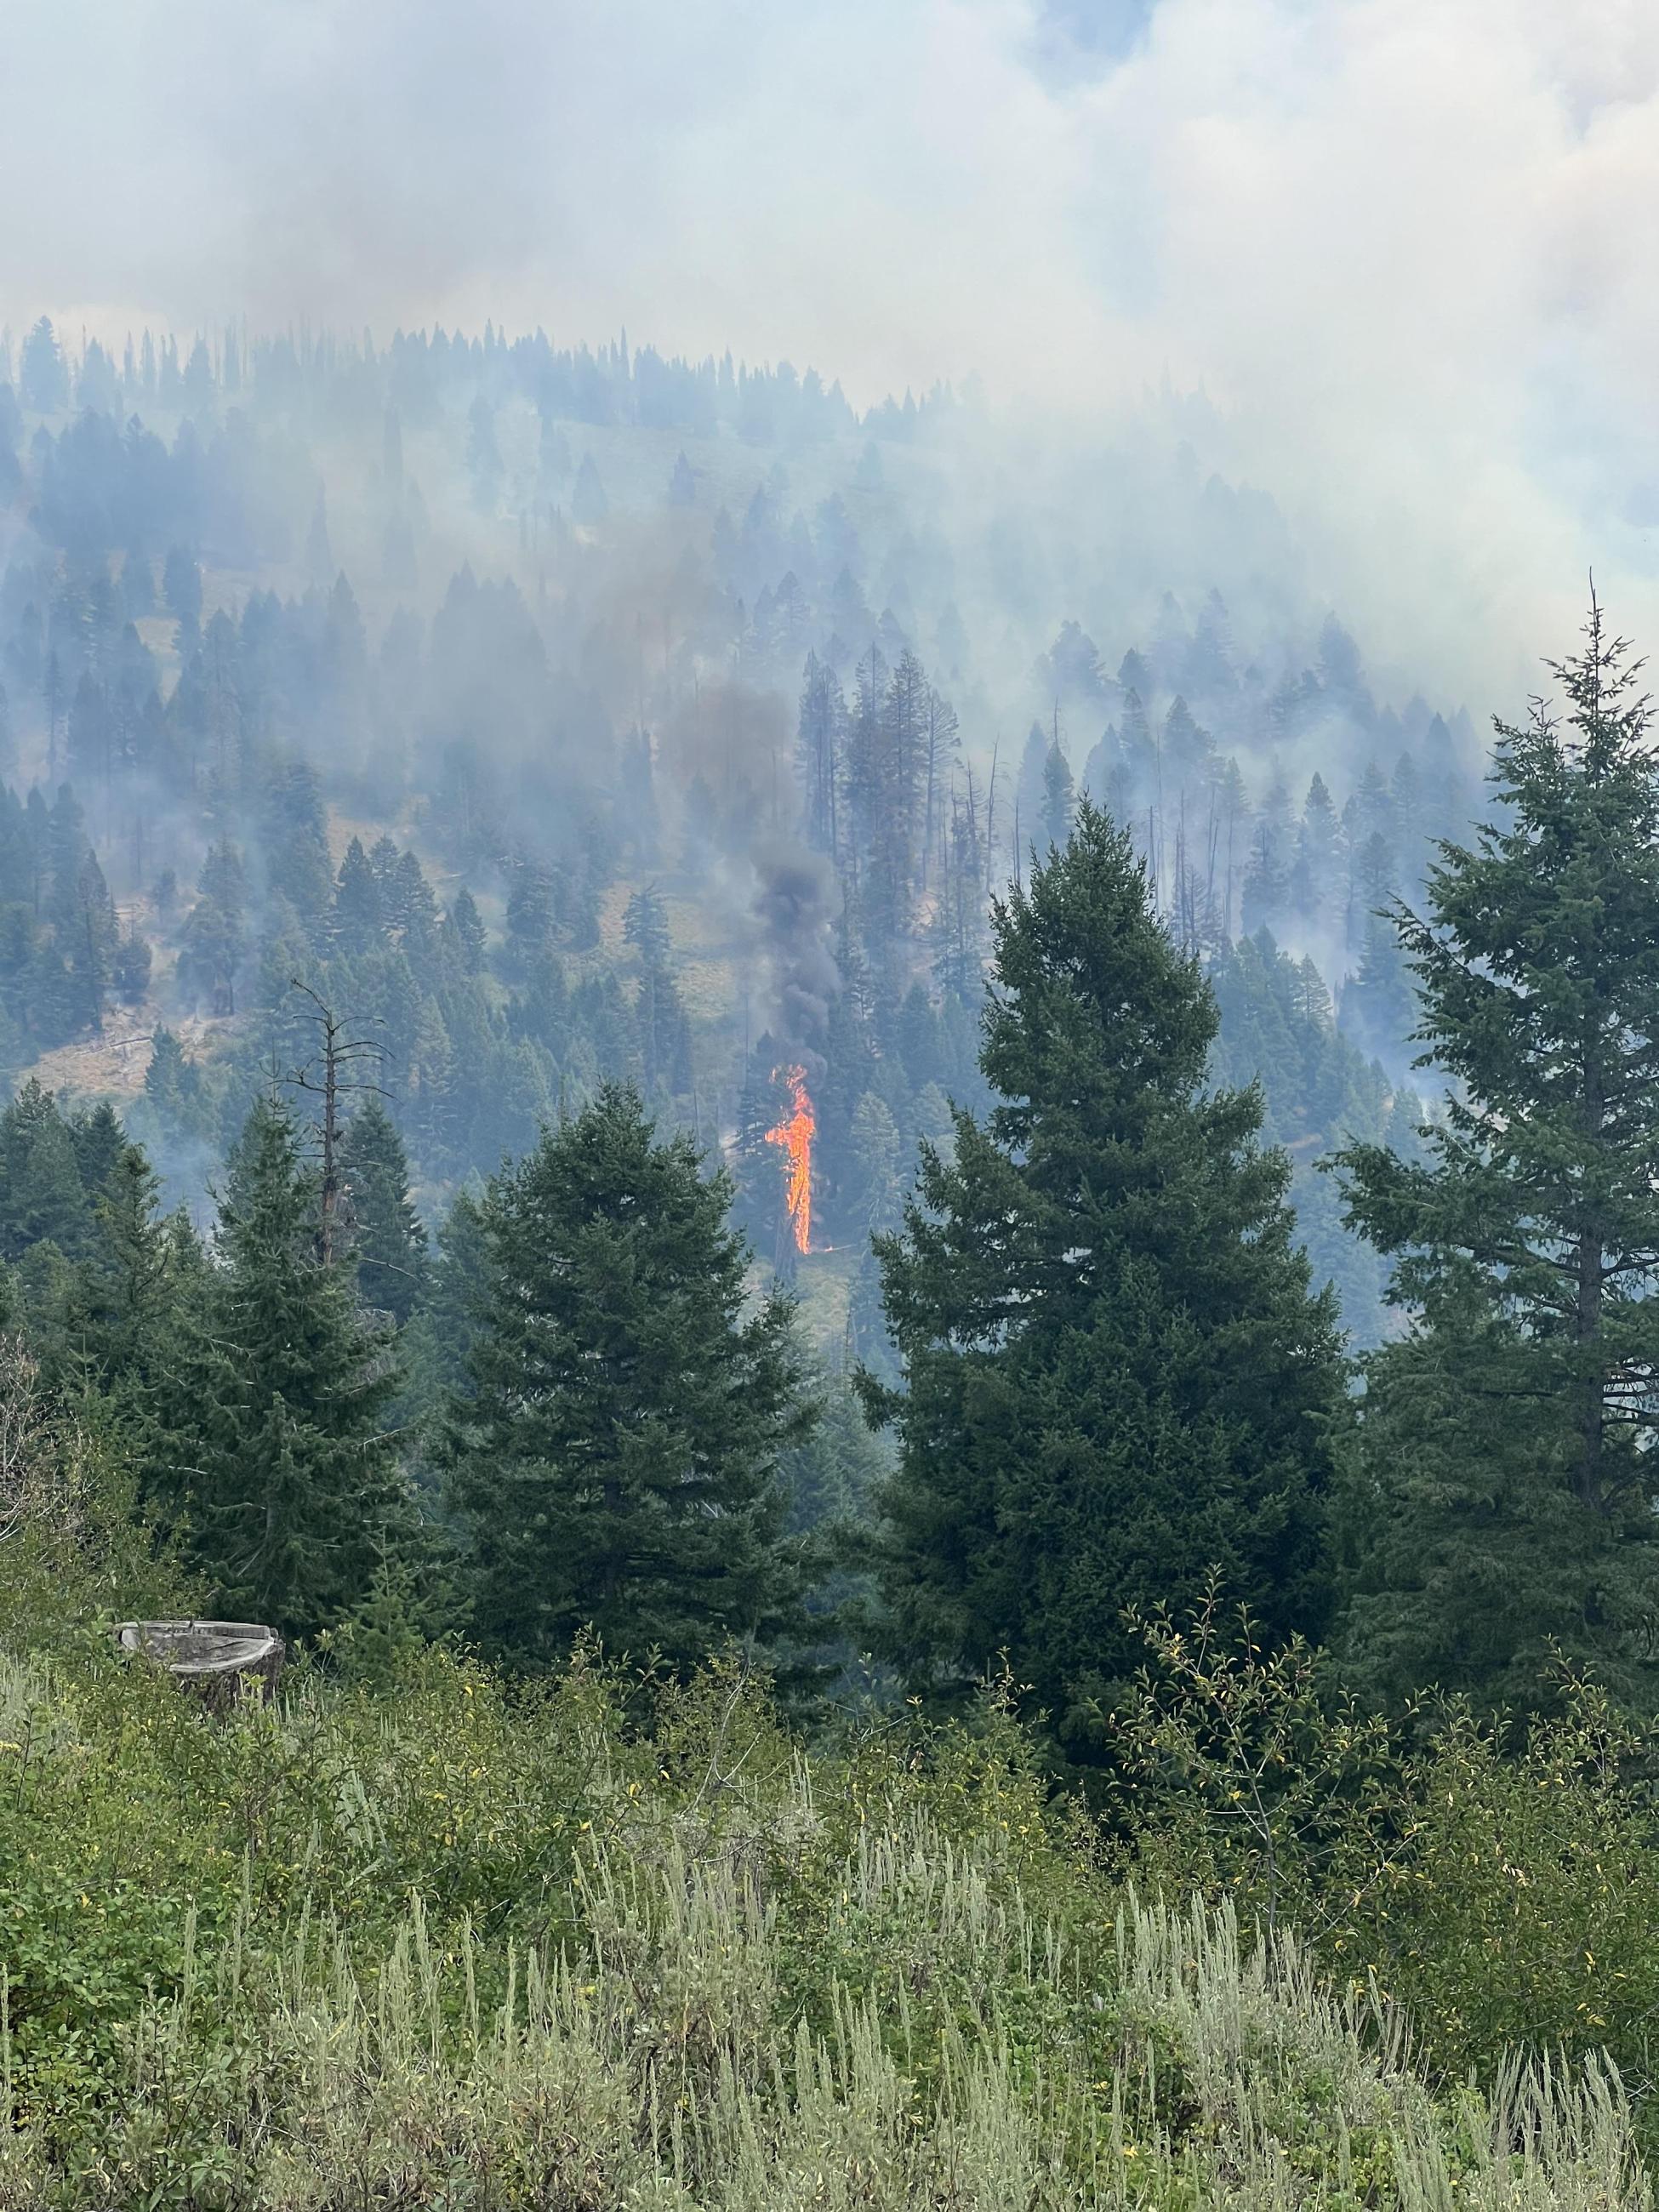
[1,310,1654,2204]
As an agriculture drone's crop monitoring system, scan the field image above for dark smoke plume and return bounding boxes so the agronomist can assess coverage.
[751,838,839,1077]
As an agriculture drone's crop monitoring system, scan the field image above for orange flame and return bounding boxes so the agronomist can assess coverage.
[764,1064,815,1255]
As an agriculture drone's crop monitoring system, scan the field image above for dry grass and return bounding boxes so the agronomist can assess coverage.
[0,1685,1647,2209]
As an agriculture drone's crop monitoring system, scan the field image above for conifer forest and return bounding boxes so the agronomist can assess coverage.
[3,5,1659,2203]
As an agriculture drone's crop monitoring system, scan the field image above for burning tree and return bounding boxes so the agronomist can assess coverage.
[765,1064,816,1257]
[744,841,838,1274]
[734,1053,812,1278]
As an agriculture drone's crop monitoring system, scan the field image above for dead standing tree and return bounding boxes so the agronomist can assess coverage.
[285,980,391,1267]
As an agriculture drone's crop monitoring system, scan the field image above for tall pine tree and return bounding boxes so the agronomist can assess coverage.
[448,1084,813,1673]
[158,1094,404,1637]
[340,1097,428,1325]
[1337,604,1659,1710]
[865,800,1345,1759]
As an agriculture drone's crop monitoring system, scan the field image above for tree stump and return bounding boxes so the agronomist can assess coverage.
[114,1621,285,1712]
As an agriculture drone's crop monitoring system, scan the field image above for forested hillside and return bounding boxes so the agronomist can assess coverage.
[9,314,1659,2201]
[0,314,1457,1347]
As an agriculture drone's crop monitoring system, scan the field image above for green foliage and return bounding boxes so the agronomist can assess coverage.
[0,1354,199,1658]
[1107,1595,1659,2128]
[624,881,693,1103]
[174,839,247,1016]
[0,1596,1650,2205]
[0,786,122,1046]
[0,1083,203,1415]
[1338,606,1659,1710]
[847,1088,903,1235]
[1209,926,1415,1347]
[1105,1589,1407,1947]
[1040,732,1074,849]
[867,802,1348,1760]
[339,1093,428,1323]
[448,1082,818,1674]
[152,1092,408,1637]
[0,1082,127,1266]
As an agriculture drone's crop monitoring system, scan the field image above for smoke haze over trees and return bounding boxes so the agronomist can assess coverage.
[10,10,1659,2193]
[5,3,1656,701]
[0,306,1470,1342]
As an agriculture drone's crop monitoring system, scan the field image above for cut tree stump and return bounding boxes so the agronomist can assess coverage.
[114,1620,285,1710]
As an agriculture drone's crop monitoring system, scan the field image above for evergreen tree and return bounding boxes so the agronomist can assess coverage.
[333,835,384,955]
[20,317,67,413]
[158,1094,404,1638]
[427,1183,490,1394]
[1338,916,1417,1065]
[504,861,556,970]
[448,1083,813,1673]
[143,1028,210,1146]
[177,841,247,1016]
[385,851,439,956]
[1040,734,1075,851]
[262,761,334,930]
[1294,772,1342,924]
[1013,719,1050,864]
[443,885,487,974]
[920,686,960,892]
[40,1136,196,1410]
[60,850,117,1033]
[79,1140,173,1382]
[162,545,202,631]
[865,801,1345,1759]
[848,1091,904,1237]
[841,645,888,899]
[797,652,845,858]
[0,1080,92,1261]
[44,786,89,937]
[779,1364,887,1537]
[1240,820,1290,938]
[1337,607,1659,1709]
[111,924,152,1005]
[624,884,692,1099]
[1161,697,1212,785]
[340,1097,429,1325]
[733,1054,795,1265]
[869,647,929,934]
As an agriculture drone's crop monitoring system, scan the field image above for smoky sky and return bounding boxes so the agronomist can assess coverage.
[5,0,1658,696]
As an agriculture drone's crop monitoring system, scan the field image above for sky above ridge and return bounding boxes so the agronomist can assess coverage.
[5,0,1657,694]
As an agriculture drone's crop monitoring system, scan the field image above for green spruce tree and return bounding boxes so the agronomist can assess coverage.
[159,1094,405,1637]
[442,885,487,974]
[77,1142,174,1384]
[426,1183,490,1394]
[865,800,1345,1759]
[340,1097,428,1324]
[1337,604,1659,1710]
[448,1083,814,1673]
[332,835,384,956]
[1040,733,1075,851]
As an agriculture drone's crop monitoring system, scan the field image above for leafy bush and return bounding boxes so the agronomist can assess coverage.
[0,1596,1651,2206]
[1109,1592,1659,2124]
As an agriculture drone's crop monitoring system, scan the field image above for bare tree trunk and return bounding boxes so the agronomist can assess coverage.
[288,983,389,1268]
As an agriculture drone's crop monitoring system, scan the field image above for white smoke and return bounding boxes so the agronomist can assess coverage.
[5,0,1657,702]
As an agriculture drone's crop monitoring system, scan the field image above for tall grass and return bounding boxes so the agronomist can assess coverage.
[0,1656,1648,2209]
